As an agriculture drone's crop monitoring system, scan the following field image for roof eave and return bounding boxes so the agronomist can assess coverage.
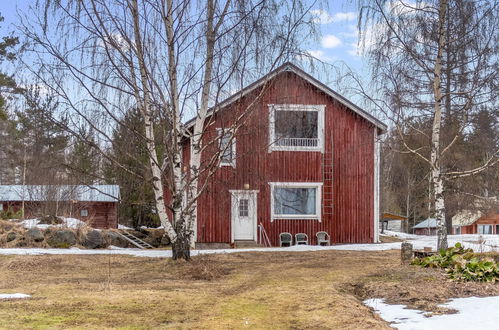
[184,62,387,131]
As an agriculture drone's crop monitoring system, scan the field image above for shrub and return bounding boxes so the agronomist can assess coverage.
[0,208,23,220]
[412,243,499,283]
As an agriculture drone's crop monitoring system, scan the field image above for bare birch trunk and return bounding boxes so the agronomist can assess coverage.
[185,0,228,249]
[131,0,177,243]
[432,0,448,251]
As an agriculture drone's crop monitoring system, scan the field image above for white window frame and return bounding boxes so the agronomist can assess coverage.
[478,224,494,235]
[80,209,89,217]
[269,182,322,221]
[268,104,325,153]
[217,128,236,168]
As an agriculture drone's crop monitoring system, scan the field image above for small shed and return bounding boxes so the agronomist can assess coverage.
[413,218,437,236]
[380,212,407,233]
[0,185,120,229]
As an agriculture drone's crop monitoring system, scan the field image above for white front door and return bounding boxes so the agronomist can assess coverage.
[231,191,258,241]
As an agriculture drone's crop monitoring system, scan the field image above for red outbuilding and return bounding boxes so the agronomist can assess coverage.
[181,63,386,247]
[0,185,120,229]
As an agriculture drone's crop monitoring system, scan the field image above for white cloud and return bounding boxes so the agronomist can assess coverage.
[334,12,357,22]
[339,25,359,38]
[321,35,342,48]
[310,9,357,24]
[385,0,430,16]
[305,50,332,62]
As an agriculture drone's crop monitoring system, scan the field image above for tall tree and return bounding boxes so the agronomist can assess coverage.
[23,0,315,259]
[356,0,498,249]
[0,13,21,183]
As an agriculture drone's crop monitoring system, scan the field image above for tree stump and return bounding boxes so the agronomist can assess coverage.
[401,242,413,264]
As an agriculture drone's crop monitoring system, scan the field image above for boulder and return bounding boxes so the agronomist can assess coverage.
[83,230,104,249]
[141,229,165,248]
[160,234,171,246]
[6,231,17,242]
[46,229,77,248]
[26,228,45,242]
[103,231,130,248]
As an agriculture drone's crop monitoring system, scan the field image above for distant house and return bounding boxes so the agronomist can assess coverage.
[452,211,499,235]
[0,185,120,229]
[413,218,438,235]
[176,63,386,247]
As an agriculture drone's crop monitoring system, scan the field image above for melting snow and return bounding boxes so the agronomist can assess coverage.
[22,217,87,229]
[0,293,31,300]
[365,296,499,330]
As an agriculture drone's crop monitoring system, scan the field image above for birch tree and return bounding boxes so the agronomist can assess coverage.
[21,0,315,259]
[355,0,498,250]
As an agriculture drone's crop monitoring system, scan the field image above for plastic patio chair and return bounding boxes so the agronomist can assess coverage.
[279,232,293,247]
[295,233,309,245]
[316,231,330,246]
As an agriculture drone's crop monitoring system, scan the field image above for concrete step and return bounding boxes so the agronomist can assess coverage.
[234,240,263,248]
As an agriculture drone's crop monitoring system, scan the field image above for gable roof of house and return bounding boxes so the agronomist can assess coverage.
[0,185,120,202]
[452,210,483,227]
[413,218,437,229]
[185,62,387,131]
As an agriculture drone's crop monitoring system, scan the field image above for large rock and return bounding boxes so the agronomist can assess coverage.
[160,234,171,246]
[83,230,104,249]
[26,228,45,242]
[141,229,165,248]
[47,229,77,248]
[103,231,130,248]
[6,231,17,242]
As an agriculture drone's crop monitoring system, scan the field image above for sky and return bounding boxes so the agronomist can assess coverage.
[0,0,376,117]
[0,0,369,72]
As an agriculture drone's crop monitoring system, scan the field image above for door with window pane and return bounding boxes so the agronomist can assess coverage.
[231,191,257,240]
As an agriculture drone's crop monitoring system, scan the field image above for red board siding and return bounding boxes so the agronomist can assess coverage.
[458,214,499,234]
[185,71,376,245]
[1,201,118,229]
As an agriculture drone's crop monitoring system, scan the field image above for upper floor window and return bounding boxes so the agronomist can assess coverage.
[217,128,236,167]
[268,104,325,152]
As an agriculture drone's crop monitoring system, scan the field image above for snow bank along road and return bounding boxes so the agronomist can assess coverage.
[0,232,497,258]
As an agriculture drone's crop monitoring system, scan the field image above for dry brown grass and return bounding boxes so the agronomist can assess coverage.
[0,249,496,329]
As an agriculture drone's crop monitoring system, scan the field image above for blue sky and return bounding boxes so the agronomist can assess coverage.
[0,0,368,72]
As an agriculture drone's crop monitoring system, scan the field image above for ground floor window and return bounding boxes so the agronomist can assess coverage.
[269,182,322,220]
[478,224,493,235]
[496,225,499,234]
[453,226,461,235]
[80,209,88,217]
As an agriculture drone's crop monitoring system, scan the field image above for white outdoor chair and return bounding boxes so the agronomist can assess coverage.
[295,233,309,245]
[279,232,293,247]
[316,231,330,246]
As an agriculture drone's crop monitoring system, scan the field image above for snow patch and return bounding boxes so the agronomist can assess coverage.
[118,224,133,230]
[365,296,499,329]
[0,293,31,300]
[22,217,87,229]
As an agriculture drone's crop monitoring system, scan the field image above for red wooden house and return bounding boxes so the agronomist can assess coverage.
[183,63,386,247]
[452,211,499,235]
[0,185,120,229]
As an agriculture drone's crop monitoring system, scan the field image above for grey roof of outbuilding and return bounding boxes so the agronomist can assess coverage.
[0,185,120,202]
[413,218,438,229]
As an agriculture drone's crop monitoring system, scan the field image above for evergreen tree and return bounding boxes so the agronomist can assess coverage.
[104,108,166,228]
